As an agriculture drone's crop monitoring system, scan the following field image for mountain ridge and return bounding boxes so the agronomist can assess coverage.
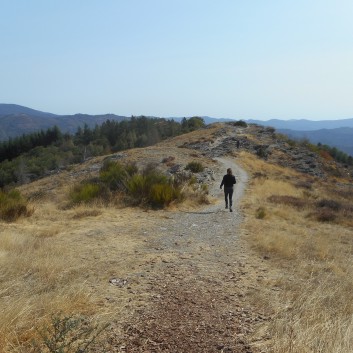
[246,117,353,130]
[278,127,353,156]
[0,104,128,141]
[1,104,352,156]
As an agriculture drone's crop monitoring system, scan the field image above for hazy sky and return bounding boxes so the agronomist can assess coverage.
[1,1,353,120]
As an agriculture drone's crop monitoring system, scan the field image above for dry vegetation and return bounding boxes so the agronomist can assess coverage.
[1,123,352,352]
[237,151,353,352]
[0,131,216,352]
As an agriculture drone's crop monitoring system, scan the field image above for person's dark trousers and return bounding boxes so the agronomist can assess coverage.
[224,187,234,208]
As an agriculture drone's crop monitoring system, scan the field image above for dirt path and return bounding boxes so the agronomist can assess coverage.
[114,158,268,353]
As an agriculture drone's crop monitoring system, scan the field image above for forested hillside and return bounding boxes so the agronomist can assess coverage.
[0,116,204,187]
[278,127,353,156]
[0,104,128,141]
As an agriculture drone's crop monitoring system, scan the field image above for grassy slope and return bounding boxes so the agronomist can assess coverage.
[238,151,353,352]
[1,123,352,352]
[0,126,219,352]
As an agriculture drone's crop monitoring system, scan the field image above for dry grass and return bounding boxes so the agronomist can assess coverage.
[237,151,353,352]
[0,135,215,352]
[1,124,351,352]
[0,196,173,352]
[0,229,92,351]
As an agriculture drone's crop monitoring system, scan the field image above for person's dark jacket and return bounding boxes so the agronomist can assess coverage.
[220,174,236,189]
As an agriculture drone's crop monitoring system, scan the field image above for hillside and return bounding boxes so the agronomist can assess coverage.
[0,104,128,141]
[2,105,353,160]
[277,127,353,156]
[247,117,353,130]
[1,123,353,352]
[0,104,58,117]
[245,118,353,157]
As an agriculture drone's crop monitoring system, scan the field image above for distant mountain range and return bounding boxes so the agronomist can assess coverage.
[1,104,352,156]
[246,118,353,130]
[243,118,353,156]
[177,116,353,156]
[276,127,353,156]
[0,104,128,141]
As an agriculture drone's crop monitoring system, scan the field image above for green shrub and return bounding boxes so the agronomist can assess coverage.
[69,162,186,209]
[143,169,168,186]
[125,166,182,208]
[0,189,33,221]
[125,162,138,176]
[70,183,102,204]
[233,120,248,127]
[185,161,204,173]
[99,161,129,191]
[125,174,147,203]
[149,183,181,207]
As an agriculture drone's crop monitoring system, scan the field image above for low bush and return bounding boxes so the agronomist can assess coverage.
[70,183,102,204]
[0,189,33,221]
[256,147,268,159]
[255,207,266,219]
[99,160,129,191]
[265,127,275,133]
[316,199,342,211]
[149,183,182,207]
[126,165,183,208]
[314,208,337,222]
[31,313,107,353]
[230,120,248,127]
[125,174,147,203]
[268,195,306,209]
[68,161,207,209]
[124,162,138,177]
[185,161,204,173]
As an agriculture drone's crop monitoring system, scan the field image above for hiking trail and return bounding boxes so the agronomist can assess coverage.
[112,157,268,353]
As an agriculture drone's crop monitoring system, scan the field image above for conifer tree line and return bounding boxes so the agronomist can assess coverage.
[317,143,353,165]
[0,126,62,163]
[0,116,205,187]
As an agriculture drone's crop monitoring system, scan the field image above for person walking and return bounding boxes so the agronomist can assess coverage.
[220,168,236,212]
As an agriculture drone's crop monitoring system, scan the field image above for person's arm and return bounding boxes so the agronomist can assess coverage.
[220,176,225,189]
[233,176,236,184]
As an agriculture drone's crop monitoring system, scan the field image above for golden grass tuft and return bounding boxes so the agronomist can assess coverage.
[0,231,94,352]
[72,208,102,219]
[0,189,180,352]
[238,150,353,352]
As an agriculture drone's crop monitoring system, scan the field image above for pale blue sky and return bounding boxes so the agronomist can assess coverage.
[1,0,353,120]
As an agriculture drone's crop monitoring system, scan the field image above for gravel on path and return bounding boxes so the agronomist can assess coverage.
[118,158,267,353]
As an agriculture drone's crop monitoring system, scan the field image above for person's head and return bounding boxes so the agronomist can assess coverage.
[227,168,232,175]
